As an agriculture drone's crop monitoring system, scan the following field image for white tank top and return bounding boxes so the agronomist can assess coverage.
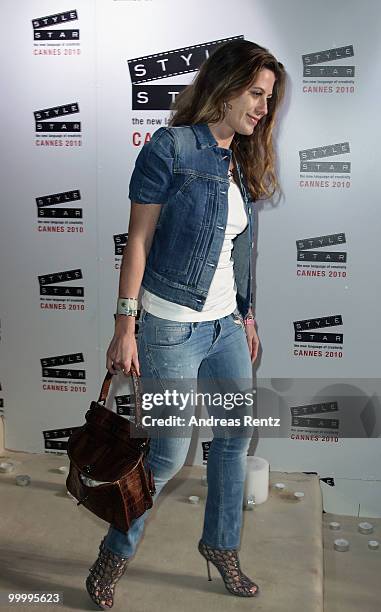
[141,178,248,321]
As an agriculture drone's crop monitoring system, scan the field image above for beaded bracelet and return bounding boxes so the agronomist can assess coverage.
[244,318,255,326]
[244,313,255,325]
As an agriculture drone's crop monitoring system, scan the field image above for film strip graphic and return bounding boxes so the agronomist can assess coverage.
[37,189,82,220]
[320,477,335,487]
[34,102,81,133]
[42,426,82,452]
[296,232,347,263]
[302,44,355,77]
[32,9,79,41]
[41,352,86,380]
[114,233,128,257]
[293,315,343,344]
[113,233,140,331]
[202,441,212,463]
[299,141,351,173]
[115,394,136,420]
[127,36,244,111]
[303,472,335,487]
[38,268,84,297]
[290,400,339,432]
[202,439,250,463]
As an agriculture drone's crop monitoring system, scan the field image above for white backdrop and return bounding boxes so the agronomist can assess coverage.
[0,0,380,515]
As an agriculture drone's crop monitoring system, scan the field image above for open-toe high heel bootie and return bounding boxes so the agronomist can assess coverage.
[198,540,260,597]
[86,537,129,610]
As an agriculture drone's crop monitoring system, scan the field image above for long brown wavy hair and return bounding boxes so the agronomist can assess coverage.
[168,39,286,201]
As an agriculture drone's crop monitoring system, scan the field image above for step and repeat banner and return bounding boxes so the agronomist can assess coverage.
[1,0,380,513]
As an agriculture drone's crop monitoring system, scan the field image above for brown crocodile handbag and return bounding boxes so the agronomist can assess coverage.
[66,366,155,533]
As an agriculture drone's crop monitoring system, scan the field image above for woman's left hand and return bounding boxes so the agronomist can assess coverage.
[244,323,260,363]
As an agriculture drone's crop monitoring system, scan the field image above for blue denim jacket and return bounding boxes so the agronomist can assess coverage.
[128,123,254,319]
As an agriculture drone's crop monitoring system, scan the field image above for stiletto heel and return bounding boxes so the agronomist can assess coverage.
[198,540,260,597]
[206,559,212,581]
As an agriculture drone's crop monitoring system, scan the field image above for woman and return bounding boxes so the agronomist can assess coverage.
[86,39,286,609]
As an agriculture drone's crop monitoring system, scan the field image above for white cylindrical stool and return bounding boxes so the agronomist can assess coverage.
[244,457,269,506]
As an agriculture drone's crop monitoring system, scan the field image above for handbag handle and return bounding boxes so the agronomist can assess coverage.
[97,365,143,427]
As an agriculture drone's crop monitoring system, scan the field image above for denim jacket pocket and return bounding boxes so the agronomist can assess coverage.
[158,178,212,277]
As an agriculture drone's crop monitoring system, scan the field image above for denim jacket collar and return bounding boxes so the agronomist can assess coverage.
[191,123,249,202]
[191,123,220,149]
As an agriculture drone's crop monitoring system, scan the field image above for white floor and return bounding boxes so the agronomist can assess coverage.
[0,450,380,611]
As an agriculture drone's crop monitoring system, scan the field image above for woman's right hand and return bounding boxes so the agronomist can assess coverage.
[106,316,141,376]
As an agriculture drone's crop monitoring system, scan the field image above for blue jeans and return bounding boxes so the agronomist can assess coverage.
[104,308,254,557]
